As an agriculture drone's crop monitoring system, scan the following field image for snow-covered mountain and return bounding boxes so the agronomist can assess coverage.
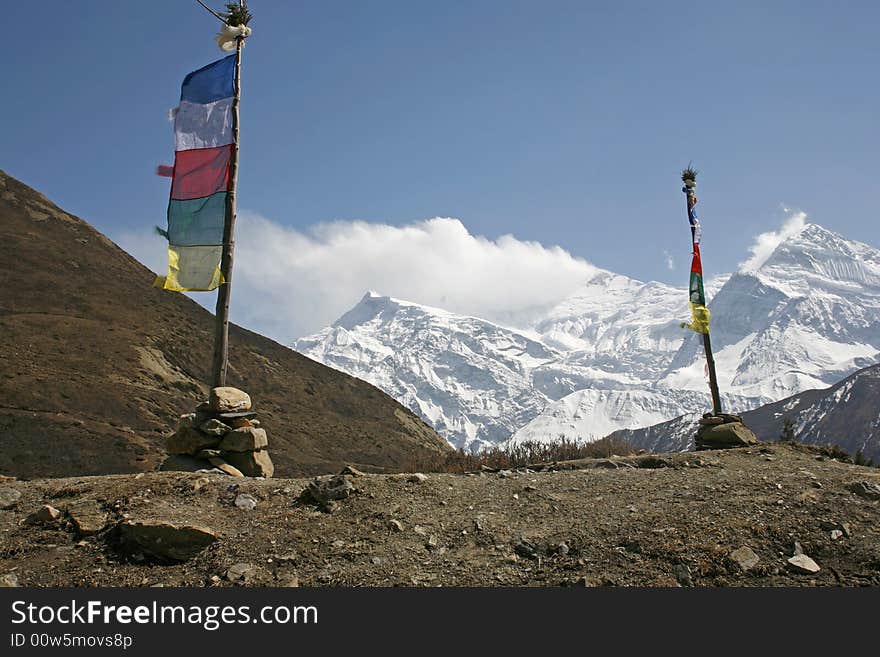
[660,223,880,401]
[295,223,880,451]
[294,293,558,450]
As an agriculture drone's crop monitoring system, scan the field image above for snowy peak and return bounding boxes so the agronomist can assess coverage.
[755,223,880,293]
[333,291,409,330]
[661,222,880,401]
[296,290,559,451]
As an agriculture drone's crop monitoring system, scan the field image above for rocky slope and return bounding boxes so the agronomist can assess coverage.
[1,443,878,587]
[297,224,880,451]
[0,169,449,479]
[614,363,880,462]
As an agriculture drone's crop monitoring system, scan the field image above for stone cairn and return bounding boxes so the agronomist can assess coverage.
[161,386,274,478]
[694,412,759,450]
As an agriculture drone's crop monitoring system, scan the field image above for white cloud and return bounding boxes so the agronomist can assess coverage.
[117,214,597,342]
[738,210,808,272]
[663,250,675,271]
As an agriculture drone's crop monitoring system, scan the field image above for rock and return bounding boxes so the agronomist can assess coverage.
[696,421,759,448]
[847,481,880,500]
[0,487,22,509]
[557,542,570,556]
[67,500,108,536]
[277,573,299,587]
[192,478,211,493]
[673,563,693,587]
[225,562,268,584]
[229,417,252,429]
[177,413,196,429]
[787,554,821,574]
[830,530,843,540]
[0,573,19,587]
[207,457,245,478]
[498,470,513,478]
[234,493,258,510]
[119,520,218,562]
[303,475,355,506]
[340,465,366,477]
[819,520,852,537]
[514,539,538,559]
[27,504,62,525]
[223,449,274,478]
[166,425,220,456]
[216,411,257,421]
[408,473,428,483]
[209,387,252,413]
[218,427,268,452]
[387,519,404,532]
[159,454,214,472]
[200,418,232,436]
[729,546,760,572]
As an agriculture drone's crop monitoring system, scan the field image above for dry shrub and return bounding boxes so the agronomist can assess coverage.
[402,436,636,474]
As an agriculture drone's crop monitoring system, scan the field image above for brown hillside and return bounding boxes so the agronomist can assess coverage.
[0,169,450,479]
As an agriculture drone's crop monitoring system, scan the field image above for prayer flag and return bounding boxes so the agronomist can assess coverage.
[156,55,236,292]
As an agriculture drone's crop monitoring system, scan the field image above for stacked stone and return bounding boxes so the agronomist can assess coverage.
[695,413,759,450]
[162,387,274,478]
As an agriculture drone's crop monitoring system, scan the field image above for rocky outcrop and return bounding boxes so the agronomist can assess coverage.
[160,387,274,478]
[695,414,759,450]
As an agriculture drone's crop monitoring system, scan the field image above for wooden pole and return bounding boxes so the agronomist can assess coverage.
[683,179,723,416]
[702,332,723,415]
[211,21,244,388]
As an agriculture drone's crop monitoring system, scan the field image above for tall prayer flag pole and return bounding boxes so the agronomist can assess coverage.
[206,1,252,388]
[681,167,723,416]
[156,1,252,386]
[211,3,245,387]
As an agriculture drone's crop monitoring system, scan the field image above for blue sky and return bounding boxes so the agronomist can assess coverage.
[3,1,879,338]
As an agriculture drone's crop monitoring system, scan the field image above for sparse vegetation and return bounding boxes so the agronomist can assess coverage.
[681,164,699,183]
[780,417,796,442]
[402,437,637,474]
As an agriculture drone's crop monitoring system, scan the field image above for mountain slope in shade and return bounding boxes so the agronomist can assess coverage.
[612,363,880,461]
[0,169,449,478]
[507,388,759,446]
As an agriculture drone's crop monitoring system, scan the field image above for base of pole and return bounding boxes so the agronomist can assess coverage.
[694,412,759,450]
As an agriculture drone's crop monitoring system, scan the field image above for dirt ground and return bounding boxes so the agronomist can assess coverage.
[1,443,878,587]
